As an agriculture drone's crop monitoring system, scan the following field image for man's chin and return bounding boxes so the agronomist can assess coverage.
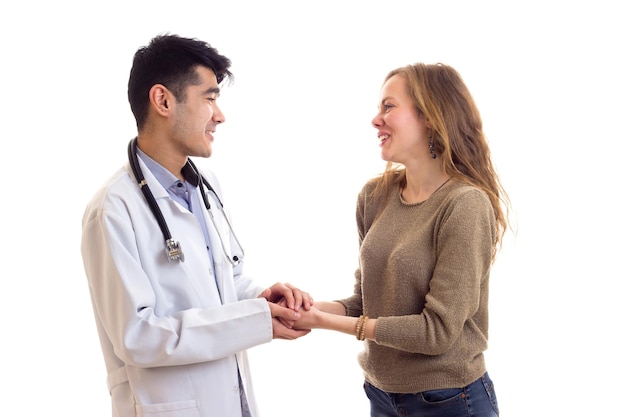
[194,147,213,158]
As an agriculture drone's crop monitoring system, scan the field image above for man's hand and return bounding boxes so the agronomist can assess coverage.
[271,318,311,340]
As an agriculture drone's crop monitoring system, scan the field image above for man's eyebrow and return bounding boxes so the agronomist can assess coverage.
[202,86,221,95]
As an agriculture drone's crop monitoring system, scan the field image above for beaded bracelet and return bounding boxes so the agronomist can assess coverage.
[359,316,368,340]
[355,315,364,340]
[355,315,369,341]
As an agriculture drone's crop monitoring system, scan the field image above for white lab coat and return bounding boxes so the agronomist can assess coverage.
[81,157,273,417]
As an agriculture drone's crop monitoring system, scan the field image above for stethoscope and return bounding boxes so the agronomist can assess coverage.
[127,138,245,265]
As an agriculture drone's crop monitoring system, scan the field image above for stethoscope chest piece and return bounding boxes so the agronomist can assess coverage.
[165,238,185,262]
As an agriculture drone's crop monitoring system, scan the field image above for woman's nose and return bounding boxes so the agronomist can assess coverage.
[371,113,383,128]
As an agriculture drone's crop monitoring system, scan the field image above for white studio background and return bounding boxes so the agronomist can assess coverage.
[0,1,624,416]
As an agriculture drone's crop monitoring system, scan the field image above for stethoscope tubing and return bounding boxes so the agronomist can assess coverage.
[128,138,175,243]
[127,138,243,265]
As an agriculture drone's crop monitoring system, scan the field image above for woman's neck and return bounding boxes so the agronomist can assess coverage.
[401,170,451,203]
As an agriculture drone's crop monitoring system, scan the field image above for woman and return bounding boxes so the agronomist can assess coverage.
[294,63,510,416]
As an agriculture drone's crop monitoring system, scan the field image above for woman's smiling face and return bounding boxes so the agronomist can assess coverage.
[371,74,429,165]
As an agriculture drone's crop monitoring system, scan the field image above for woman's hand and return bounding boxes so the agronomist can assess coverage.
[258,282,314,312]
[292,306,323,330]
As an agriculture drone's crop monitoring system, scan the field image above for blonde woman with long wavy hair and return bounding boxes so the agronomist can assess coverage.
[294,63,511,417]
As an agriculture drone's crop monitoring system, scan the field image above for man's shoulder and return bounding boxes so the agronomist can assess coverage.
[84,166,135,211]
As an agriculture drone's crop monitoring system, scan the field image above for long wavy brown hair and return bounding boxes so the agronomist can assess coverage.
[372,63,511,260]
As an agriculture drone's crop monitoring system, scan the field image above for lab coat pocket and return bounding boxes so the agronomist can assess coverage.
[135,399,199,417]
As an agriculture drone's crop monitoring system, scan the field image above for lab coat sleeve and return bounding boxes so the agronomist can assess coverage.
[234,270,267,301]
[81,187,273,369]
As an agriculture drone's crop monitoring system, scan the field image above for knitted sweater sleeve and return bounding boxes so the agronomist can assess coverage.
[375,188,496,355]
[335,180,380,317]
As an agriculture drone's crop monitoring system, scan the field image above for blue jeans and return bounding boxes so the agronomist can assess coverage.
[364,372,499,417]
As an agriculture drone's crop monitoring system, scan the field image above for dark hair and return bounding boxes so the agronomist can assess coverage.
[128,33,233,130]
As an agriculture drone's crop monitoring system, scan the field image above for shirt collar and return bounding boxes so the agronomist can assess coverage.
[136,148,194,190]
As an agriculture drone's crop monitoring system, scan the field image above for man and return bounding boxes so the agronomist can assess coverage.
[81,34,311,417]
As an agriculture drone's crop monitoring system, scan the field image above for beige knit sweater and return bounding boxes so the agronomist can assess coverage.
[337,178,496,393]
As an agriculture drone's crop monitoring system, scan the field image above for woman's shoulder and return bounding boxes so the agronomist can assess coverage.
[357,175,395,206]
[442,181,493,215]
[446,181,488,199]
[358,172,400,196]
[359,176,381,195]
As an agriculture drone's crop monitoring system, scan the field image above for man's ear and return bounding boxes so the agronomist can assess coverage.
[149,84,172,116]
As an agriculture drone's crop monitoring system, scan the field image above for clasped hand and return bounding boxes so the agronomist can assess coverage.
[258,282,315,340]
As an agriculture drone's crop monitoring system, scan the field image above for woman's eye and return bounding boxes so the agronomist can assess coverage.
[383,104,394,110]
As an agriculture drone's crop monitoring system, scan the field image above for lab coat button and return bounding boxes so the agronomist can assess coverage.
[233,385,239,393]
